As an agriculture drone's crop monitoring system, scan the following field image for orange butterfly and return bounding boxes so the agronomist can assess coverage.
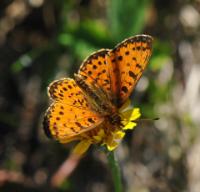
[43,35,153,154]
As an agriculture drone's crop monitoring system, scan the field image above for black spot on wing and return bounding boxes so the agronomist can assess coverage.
[129,71,137,79]
[88,118,95,123]
[121,86,128,93]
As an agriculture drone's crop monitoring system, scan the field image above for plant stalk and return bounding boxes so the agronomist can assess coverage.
[107,151,123,192]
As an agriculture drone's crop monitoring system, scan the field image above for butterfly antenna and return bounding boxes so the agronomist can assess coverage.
[133,117,159,123]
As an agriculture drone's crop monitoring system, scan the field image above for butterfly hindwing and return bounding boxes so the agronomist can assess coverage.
[44,78,103,141]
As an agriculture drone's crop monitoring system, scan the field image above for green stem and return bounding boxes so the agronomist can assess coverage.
[107,151,123,192]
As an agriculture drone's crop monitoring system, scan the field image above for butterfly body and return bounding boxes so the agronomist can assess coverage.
[74,73,116,115]
[74,73,122,133]
[43,35,153,143]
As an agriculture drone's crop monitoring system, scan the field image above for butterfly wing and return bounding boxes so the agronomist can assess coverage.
[78,49,113,101]
[77,35,153,107]
[43,78,103,143]
[107,35,153,107]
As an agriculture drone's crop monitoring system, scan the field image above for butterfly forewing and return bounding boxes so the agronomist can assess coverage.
[78,49,113,100]
[107,35,153,107]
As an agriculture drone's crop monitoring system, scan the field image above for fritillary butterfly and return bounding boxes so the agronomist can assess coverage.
[43,35,153,143]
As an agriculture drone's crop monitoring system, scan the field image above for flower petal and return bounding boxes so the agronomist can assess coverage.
[93,129,105,142]
[121,107,141,130]
[72,140,91,155]
[123,122,137,130]
[119,99,131,112]
[114,131,125,139]
[106,140,118,151]
[130,108,141,121]
[59,136,80,144]
[104,131,125,151]
[121,109,133,120]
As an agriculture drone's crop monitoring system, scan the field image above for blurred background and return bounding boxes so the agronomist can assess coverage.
[0,0,200,191]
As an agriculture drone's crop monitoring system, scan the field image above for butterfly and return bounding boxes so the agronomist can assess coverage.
[43,34,153,146]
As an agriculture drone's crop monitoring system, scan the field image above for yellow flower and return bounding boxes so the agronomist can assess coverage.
[72,101,141,155]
